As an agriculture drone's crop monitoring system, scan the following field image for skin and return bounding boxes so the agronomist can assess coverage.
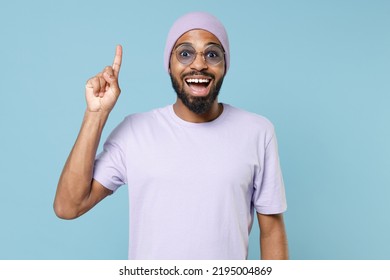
[54,30,288,260]
[258,213,289,259]
[169,30,225,123]
[53,46,122,219]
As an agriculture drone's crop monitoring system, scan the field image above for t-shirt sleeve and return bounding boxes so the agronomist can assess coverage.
[252,129,287,214]
[93,119,128,193]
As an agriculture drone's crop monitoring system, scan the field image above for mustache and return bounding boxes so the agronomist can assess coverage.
[181,71,215,80]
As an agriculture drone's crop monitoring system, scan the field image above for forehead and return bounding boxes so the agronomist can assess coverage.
[174,29,222,48]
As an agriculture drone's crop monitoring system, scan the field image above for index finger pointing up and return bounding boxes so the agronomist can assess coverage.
[112,45,123,76]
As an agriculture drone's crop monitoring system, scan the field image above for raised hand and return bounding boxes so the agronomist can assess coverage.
[85,45,123,112]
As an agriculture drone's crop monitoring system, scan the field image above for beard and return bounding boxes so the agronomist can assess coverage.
[170,71,224,115]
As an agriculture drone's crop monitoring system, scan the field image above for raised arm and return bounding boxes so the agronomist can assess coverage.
[54,45,123,219]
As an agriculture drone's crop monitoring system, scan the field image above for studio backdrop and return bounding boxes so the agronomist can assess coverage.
[0,0,389,259]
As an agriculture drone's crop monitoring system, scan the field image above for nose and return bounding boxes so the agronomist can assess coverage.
[189,52,208,71]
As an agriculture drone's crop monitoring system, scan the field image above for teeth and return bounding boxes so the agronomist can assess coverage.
[186,78,209,83]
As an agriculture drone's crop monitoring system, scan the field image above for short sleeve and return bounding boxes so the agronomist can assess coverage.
[252,130,287,214]
[93,119,128,192]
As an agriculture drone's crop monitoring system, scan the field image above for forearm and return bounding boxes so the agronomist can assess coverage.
[260,227,289,260]
[258,213,289,260]
[54,110,109,218]
[54,45,122,219]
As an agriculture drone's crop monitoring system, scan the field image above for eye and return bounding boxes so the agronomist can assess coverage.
[204,46,224,65]
[206,51,219,58]
[179,50,192,57]
[205,45,224,60]
[176,46,195,59]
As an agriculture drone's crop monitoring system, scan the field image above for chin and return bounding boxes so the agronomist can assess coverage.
[170,75,223,115]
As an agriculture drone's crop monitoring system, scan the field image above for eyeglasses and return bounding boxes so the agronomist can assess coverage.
[173,44,225,66]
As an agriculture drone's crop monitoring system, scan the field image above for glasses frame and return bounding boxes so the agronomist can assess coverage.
[172,43,225,66]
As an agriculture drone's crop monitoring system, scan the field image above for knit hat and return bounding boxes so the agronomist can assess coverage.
[164,11,230,73]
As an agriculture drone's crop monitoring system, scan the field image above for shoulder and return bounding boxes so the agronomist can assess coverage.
[120,106,170,127]
[108,106,170,139]
[223,104,275,133]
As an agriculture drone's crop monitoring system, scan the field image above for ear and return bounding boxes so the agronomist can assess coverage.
[168,57,172,74]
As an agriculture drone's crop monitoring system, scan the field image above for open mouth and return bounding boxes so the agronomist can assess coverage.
[185,78,212,96]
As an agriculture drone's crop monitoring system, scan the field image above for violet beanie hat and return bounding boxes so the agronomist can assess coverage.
[164,11,230,73]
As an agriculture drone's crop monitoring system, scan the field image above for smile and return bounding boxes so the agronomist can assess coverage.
[184,77,212,96]
[185,78,210,84]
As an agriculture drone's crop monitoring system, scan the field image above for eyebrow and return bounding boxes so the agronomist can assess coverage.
[174,42,223,50]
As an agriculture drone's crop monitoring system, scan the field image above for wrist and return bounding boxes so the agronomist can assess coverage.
[83,109,110,128]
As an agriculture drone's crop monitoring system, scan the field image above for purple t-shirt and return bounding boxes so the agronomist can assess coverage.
[93,104,287,259]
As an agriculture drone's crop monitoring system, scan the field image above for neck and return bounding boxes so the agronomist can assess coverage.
[173,99,223,123]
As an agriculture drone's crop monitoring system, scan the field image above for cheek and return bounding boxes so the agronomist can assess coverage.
[170,61,186,79]
[214,67,225,82]
[211,61,226,78]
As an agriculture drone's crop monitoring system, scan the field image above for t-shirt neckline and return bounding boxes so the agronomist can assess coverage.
[168,103,230,128]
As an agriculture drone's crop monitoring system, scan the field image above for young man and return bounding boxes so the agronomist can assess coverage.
[54,12,288,260]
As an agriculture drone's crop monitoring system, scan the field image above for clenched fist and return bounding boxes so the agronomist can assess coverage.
[85,45,123,112]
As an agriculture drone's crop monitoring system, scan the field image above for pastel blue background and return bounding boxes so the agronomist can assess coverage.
[0,0,389,260]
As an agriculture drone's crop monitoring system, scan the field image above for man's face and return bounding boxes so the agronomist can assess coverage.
[169,29,226,115]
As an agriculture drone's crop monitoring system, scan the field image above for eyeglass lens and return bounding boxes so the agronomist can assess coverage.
[175,44,224,65]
